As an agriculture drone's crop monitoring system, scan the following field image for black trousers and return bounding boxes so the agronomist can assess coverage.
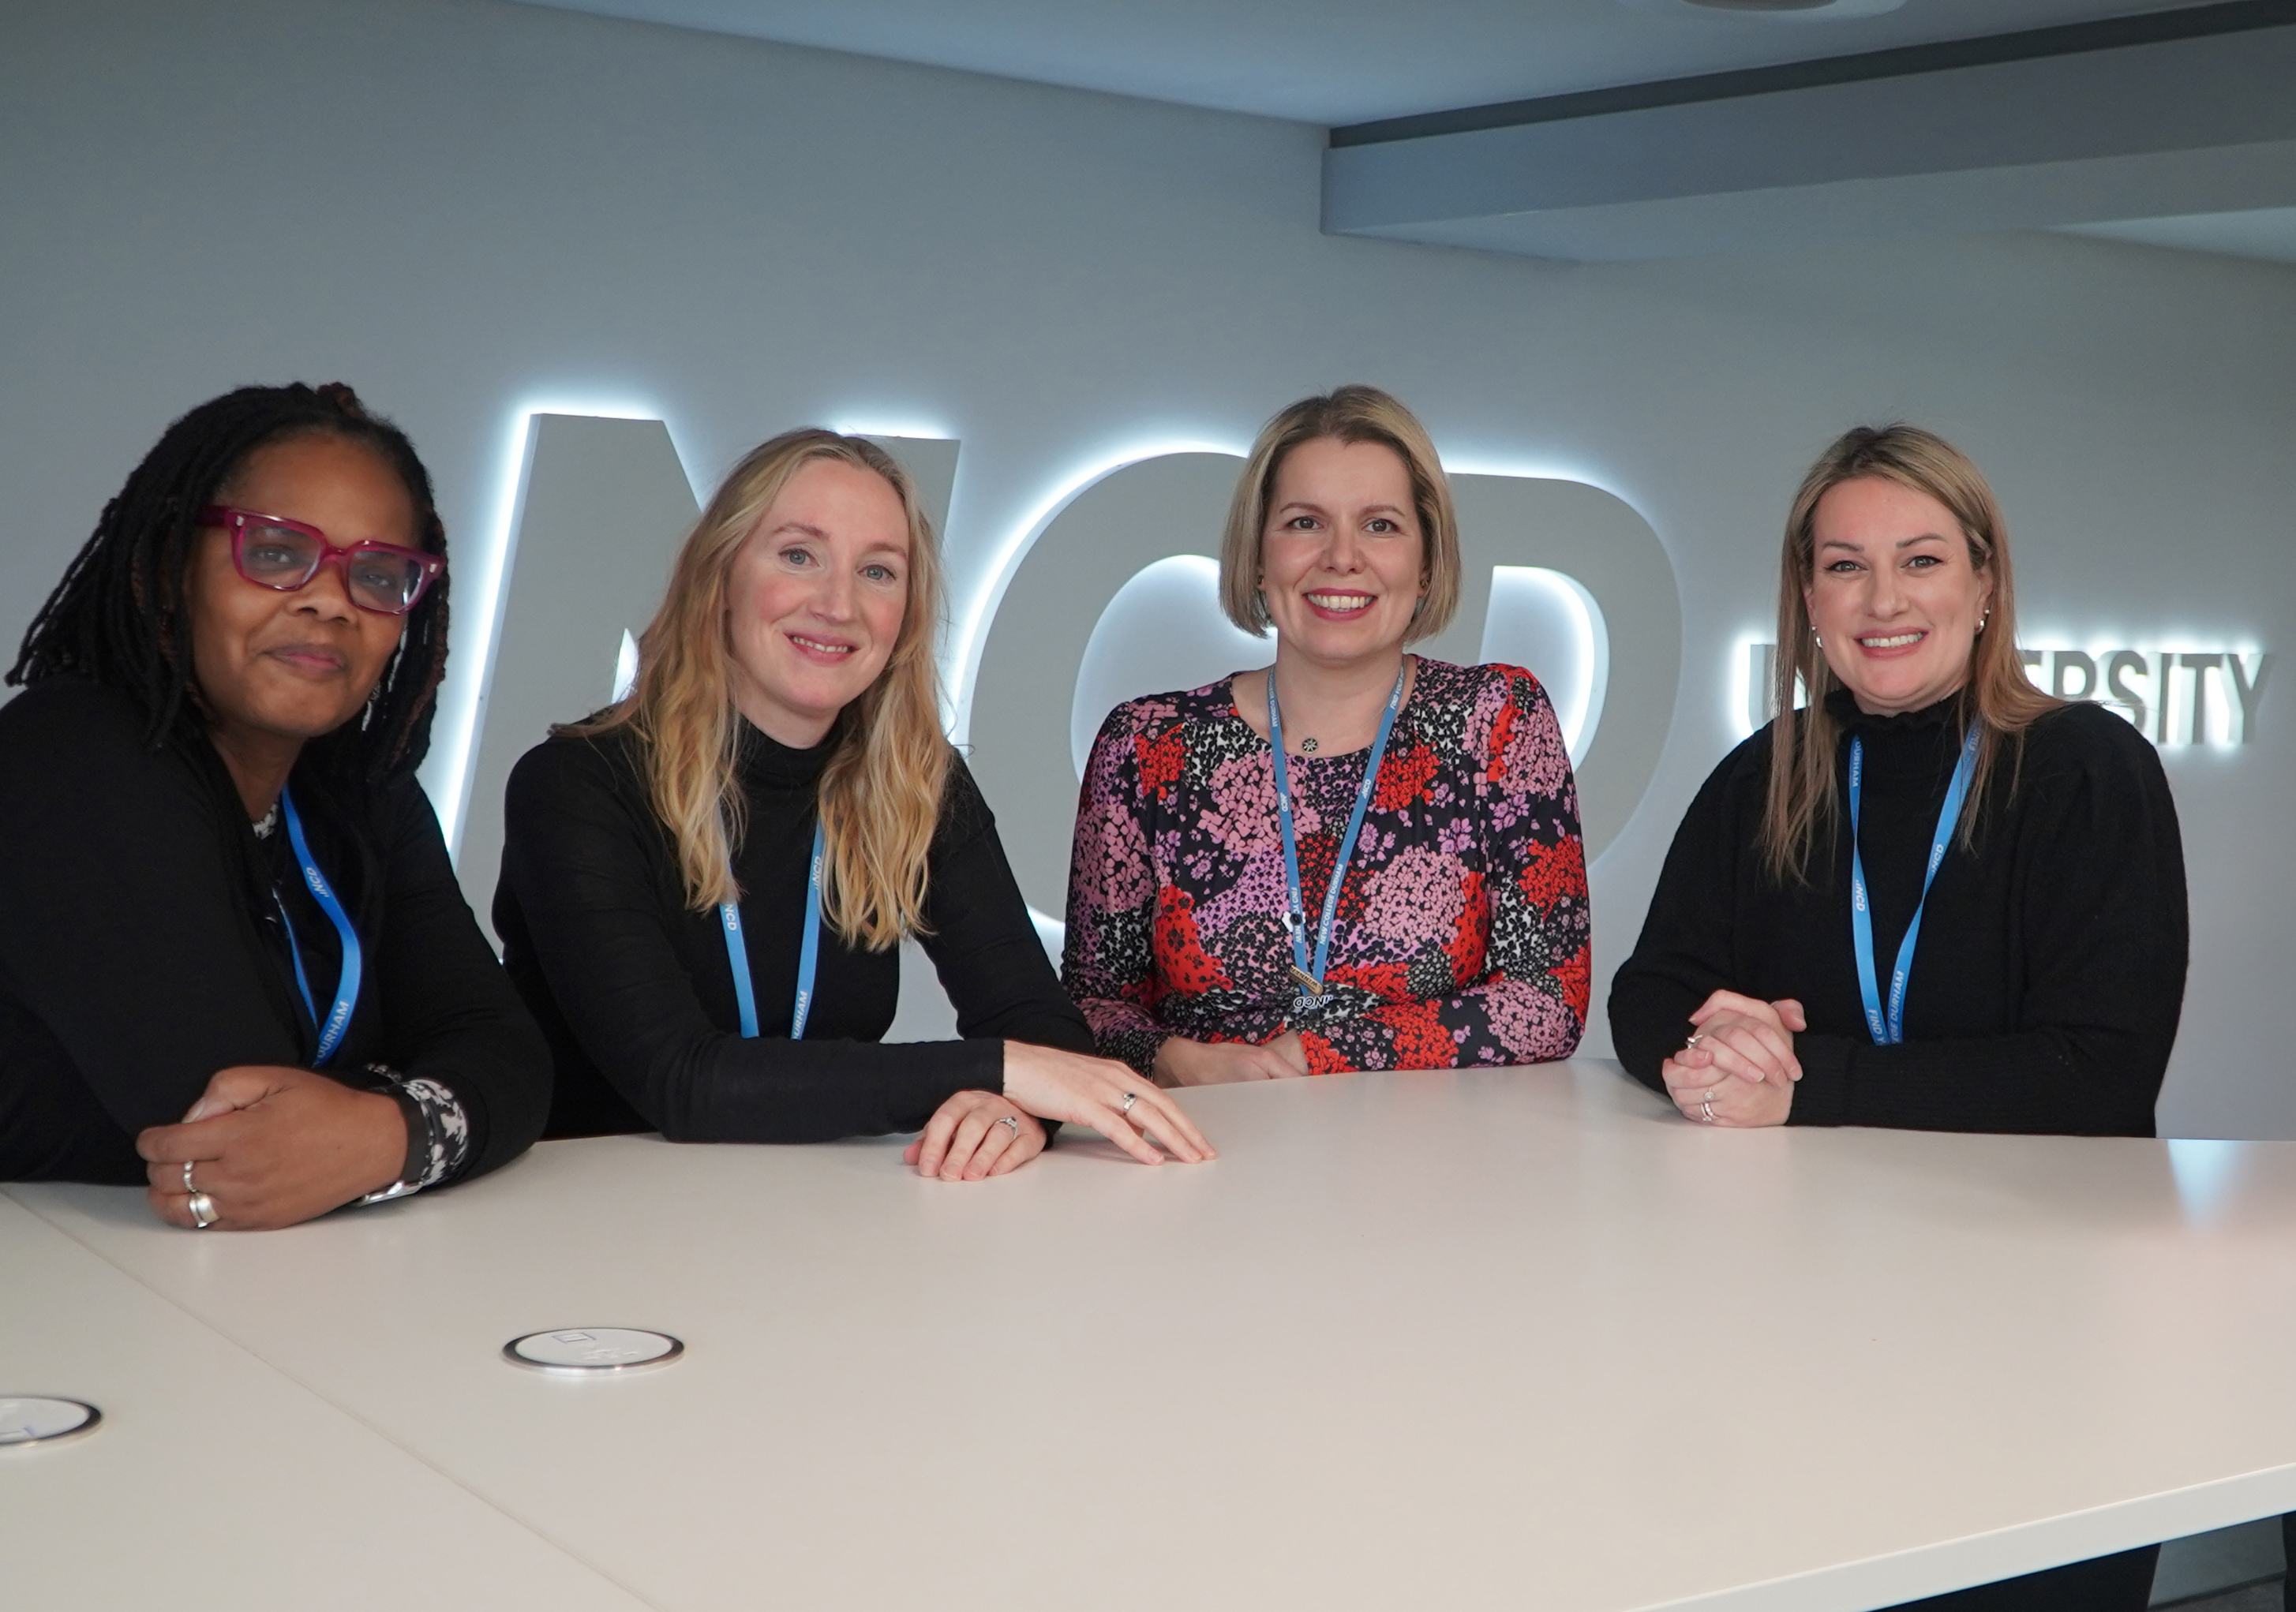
[1887,1545,2159,1611]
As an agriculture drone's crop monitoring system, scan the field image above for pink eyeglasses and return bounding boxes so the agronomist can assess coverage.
[198,506,445,616]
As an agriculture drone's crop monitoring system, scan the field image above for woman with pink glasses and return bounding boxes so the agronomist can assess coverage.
[0,383,549,1228]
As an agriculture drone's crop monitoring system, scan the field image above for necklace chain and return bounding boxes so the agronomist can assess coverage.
[1272,660,1405,758]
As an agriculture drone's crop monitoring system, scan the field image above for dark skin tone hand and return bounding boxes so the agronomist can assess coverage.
[140,1067,406,1229]
[136,433,421,1230]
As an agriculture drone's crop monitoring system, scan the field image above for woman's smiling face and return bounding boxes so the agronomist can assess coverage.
[186,434,415,749]
[1257,436,1425,668]
[1804,475,1994,717]
[723,456,912,748]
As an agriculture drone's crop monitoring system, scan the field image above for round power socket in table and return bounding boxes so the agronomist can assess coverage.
[0,1397,101,1448]
[503,1330,684,1373]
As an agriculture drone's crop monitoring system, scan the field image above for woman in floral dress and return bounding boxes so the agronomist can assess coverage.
[1063,386,1590,1086]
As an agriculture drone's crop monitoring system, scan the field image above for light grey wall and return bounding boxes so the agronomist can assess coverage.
[6,0,2294,1136]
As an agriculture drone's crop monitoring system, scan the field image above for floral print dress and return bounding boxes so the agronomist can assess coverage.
[1063,658,1590,1076]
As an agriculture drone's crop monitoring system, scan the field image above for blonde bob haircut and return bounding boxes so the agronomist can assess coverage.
[568,428,950,952]
[1219,385,1461,641]
[1761,423,2058,885]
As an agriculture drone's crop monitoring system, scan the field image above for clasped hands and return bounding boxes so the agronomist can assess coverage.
[1152,1029,1309,1087]
[1661,990,1806,1128]
[137,1064,406,1231]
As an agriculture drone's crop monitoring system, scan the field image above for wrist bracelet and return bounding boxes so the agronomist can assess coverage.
[355,1064,473,1205]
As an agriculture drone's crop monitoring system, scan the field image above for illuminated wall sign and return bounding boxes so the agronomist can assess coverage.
[1069,553,1268,780]
[424,399,667,852]
[1736,641,2270,746]
[2016,646,2269,746]
[1480,567,1608,767]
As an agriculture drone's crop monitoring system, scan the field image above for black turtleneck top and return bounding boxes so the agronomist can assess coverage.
[1608,689,2187,1135]
[494,721,1094,1143]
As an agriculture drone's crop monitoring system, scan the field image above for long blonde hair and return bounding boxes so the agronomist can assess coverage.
[1218,385,1462,641]
[1761,424,2058,884]
[569,429,950,949]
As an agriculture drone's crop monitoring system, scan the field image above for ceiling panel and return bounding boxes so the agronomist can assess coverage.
[2060,204,2296,264]
[503,0,2221,126]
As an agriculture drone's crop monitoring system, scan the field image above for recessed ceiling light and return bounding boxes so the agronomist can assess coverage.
[1617,0,1907,20]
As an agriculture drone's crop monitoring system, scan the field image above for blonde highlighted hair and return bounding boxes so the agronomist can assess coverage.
[1761,424,2058,884]
[1219,385,1461,640]
[568,429,949,950]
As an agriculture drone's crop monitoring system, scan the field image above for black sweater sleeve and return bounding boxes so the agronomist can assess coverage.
[499,741,1084,1144]
[363,776,552,1181]
[1605,753,1749,1098]
[0,680,548,1183]
[1609,707,2187,1137]
[920,762,1096,1056]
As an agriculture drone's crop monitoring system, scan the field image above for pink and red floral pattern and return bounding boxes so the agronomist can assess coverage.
[1063,659,1590,1076]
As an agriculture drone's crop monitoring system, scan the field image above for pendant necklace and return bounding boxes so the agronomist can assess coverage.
[1268,663,1408,1017]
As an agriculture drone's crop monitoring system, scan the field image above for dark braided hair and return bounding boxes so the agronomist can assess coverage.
[9,383,452,785]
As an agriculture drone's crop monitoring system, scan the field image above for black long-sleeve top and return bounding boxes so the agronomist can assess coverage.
[0,679,552,1184]
[494,720,1096,1142]
[1608,689,2187,1135]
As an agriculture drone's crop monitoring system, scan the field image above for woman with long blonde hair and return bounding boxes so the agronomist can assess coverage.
[1607,425,2186,1607]
[496,429,1209,1178]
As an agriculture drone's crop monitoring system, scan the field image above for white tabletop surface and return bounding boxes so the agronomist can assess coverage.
[0,1194,648,1611]
[13,1058,2296,1612]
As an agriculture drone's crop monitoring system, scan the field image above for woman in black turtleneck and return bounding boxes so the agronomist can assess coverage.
[495,429,1210,1179]
[1609,425,2186,1612]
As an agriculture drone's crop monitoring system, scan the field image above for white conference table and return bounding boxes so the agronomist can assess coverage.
[10,1058,2296,1612]
[0,1195,647,1610]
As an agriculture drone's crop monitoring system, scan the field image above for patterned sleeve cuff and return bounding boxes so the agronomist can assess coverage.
[1102,1027,1169,1081]
[356,1064,474,1203]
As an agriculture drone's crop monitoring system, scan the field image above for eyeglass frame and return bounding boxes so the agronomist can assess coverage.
[196,505,446,616]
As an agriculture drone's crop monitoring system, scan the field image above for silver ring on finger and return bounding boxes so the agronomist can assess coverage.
[187,1191,219,1229]
[1700,1098,1716,1124]
[182,1159,197,1193]
[1685,1031,1705,1051]
[1119,1090,1139,1115]
[998,1114,1020,1135]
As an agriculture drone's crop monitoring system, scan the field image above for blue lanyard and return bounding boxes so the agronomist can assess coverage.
[1848,723,1980,1045]
[719,819,825,1040]
[273,787,361,1066]
[1268,662,1408,1018]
